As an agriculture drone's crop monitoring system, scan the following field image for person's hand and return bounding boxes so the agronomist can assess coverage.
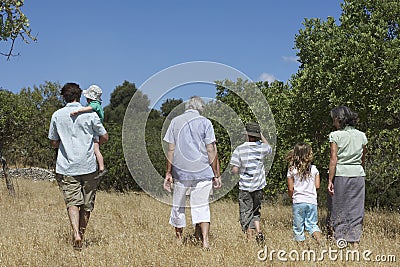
[163,172,173,192]
[328,181,334,196]
[70,110,78,117]
[213,176,222,189]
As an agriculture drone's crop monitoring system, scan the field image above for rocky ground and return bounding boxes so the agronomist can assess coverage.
[0,167,56,181]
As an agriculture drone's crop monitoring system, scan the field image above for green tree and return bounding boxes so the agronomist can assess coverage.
[291,0,400,208]
[0,89,20,146]
[365,129,400,209]
[293,0,400,131]
[18,82,62,167]
[104,81,149,124]
[0,0,36,59]
[0,82,62,167]
[145,113,165,185]
[99,123,140,191]
[101,81,164,192]
[160,98,183,118]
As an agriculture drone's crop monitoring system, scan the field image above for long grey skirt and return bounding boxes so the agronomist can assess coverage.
[330,176,365,242]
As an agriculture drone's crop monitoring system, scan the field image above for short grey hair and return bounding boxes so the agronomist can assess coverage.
[185,96,206,112]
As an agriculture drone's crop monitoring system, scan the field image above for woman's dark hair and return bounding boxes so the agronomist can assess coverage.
[330,106,358,129]
[61,83,82,103]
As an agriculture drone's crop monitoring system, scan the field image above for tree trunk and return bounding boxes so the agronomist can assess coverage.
[1,156,15,197]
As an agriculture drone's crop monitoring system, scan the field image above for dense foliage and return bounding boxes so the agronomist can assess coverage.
[290,0,400,209]
[103,80,149,124]
[0,81,62,168]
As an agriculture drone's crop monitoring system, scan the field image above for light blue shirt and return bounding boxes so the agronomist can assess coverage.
[48,102,107,176]
[163,109,215,181]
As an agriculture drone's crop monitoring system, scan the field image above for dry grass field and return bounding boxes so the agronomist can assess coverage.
[0,178,399,267]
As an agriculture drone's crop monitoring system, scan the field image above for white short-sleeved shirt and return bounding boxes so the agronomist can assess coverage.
[287,165,319,205]
[230,141,272,192]
[163,109,216,181]
[48,102,107,176]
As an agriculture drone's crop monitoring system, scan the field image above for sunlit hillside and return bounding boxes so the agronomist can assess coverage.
[0,179,398,266]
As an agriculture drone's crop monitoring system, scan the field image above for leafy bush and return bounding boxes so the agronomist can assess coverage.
[365,129,400,210]
[99,123,139,192]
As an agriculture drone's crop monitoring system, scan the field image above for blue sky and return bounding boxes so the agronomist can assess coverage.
[1,0,343,109]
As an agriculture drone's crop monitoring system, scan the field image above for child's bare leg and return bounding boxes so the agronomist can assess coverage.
[94,141,104,171]
[312,231,324,245]
[254,220,265,245]
[254,220,261,234]
[246,228,255,239]
[352,242,359,249]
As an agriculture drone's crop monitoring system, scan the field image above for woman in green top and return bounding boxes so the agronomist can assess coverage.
[328,106,367,248]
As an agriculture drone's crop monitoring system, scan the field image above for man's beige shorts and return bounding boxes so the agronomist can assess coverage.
[58,172,99,211]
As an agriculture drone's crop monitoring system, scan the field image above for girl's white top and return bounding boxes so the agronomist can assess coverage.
[287,165,319,205]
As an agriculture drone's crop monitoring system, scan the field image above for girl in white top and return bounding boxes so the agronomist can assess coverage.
[287,143,323,244]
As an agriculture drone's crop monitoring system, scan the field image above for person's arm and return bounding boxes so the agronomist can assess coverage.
[98,133,109,145]
[212,142,222,188]
[50,140,60,148]
[260,133,269,145]
[231,166,239,174]
[163,143,175,192]
[287,176,294,199]
[71,106,94,116]
[361,145,367,168]
[48,115,60,148]
[214,142,221,177]
[260,133,273,157]
[315,172,320,190]
[206,142,221,189]
[230,147,240,175]
[328,142,338,195]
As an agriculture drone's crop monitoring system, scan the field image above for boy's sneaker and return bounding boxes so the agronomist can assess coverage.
[256,232,265,246]
[95,169,108,180]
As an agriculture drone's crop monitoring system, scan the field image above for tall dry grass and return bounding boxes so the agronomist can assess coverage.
[0,178,399,266]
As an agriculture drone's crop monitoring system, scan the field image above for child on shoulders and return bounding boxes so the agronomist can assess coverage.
[71,85,107,178]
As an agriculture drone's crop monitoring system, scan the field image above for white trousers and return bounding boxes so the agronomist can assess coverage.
[169,179,212,228]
